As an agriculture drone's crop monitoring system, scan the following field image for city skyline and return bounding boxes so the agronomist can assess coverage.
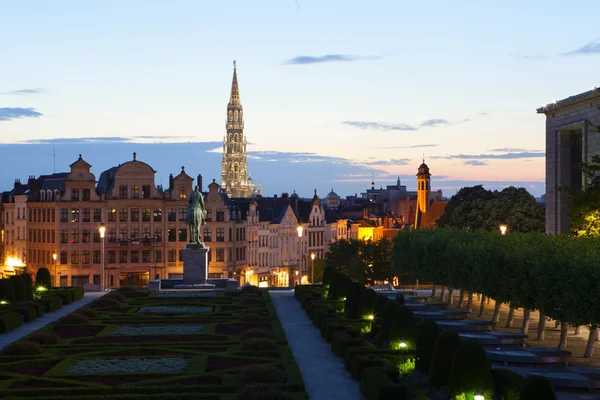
[2,1,600,197]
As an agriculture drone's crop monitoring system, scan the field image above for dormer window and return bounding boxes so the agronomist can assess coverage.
[180,188,187,199]
[71,189,79,201]
[132,185,139,199]
[119,185,128,199]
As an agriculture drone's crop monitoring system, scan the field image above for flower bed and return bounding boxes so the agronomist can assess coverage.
[137,306,212,314]
[66,358,190,374]
[112,325,204,336]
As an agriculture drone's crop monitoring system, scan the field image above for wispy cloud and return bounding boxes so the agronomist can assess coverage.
[342,121,417,131]
[564,41,600,56]
[488,148,543,153]
[433,151,545,160]
[375,143,439,149]
[1,88,44,96]
[23,135,198,144]
[420,119,449,127]
[0,107,43,121]
[285,54,382,65]
[361,158,412,166]
[464,160,488,166]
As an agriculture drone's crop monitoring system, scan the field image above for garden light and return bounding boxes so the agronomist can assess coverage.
[36,286,47,292]
[474,390,484,400]
[499,224,507,235]
[399,341,407,349]
[368,314,374,320]
[0,300,7,305]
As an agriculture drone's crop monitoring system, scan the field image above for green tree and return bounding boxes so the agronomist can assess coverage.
[306,258,326,284]
[566,154,600,236]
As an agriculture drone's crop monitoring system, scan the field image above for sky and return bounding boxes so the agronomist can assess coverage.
[1,1,599,199]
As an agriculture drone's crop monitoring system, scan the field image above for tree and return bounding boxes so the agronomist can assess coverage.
[566,154,600,236]
[306,258,326,284]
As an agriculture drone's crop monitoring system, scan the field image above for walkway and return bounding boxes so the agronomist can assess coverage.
[0,292,105,350]
[270,290,364,400]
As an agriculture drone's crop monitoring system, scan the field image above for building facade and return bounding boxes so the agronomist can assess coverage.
[537,87,600,234]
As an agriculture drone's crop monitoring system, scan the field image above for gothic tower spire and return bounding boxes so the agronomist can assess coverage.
[221,61,255,198]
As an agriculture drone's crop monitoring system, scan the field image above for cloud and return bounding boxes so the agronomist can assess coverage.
[1,88,44,95]
[22,135,200,144]
[285,54,382,65]
[375,143,439,149]
[464,160,488,166]
[0,107,43,121]
[342,121,417,131]
[488,148,543,153]
[361,158,412,166]
[564,41,600,56]
[420,119,449,127]
[433,151,545,160]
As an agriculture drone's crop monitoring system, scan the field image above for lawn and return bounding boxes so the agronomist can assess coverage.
[0,287,308,400]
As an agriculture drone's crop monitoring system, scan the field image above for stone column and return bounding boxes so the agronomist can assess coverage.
[182,244,209,285]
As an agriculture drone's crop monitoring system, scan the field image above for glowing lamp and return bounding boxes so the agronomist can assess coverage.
[474,390,484,400]
[296,225,303,238]
[0,300,7,305]
[367,314,374,321]
[311,253,315,260]
[99,224,106,238]
[499,224,507,235]
[36,286,47,292]
[399,341,407,349]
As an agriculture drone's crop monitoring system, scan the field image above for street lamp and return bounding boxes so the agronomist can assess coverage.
[296,225,303,287]
[311,252,315,285]
[499,224,507,235]
[99,224,106,292]
[52,253,57,287]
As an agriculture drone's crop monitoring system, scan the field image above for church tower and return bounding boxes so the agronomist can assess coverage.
[414,160,431,229]
[221,61,255,198]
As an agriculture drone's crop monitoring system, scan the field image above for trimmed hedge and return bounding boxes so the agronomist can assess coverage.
[236,384,295,400]
[0,278,16,303]
[346,349,415,379]
[21,273,33,300]
[448,341,494,400]
[415,320,439,373]
[0,311,22,333]
[24,300,45,317]
[35,267,52,288]
[377,300,400,346]
[388,306,416,348]
[359,366,428,400]
[358,288,378,317]
[9,275,26,302]
[491,368,524,400]
[7,304,36,322]
[520,375,556,400]
[371,295,388,336]
[38,295,62,312]
[331,330,366,358]
[69,286,85,301]
[429,331,462,390]
[26,332,60,345]
[238,365,286,385]
[2,341,42,356]
[50,290,73,305]
[345,283,366,319]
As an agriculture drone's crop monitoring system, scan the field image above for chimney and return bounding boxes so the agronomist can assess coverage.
[197,174,203,191]
[28,175,36,186]
[169,174,174,191]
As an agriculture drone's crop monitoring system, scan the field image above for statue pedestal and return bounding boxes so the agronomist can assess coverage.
[175,244,214,289]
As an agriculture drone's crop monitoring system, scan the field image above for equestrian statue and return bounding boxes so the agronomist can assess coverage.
[185,186,207,246]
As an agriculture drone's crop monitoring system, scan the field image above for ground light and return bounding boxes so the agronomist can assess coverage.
[474,390,484,400]
[36,286,47,292]
[0,300,7,305]
[367,314,374,320]
[399,341,407,349]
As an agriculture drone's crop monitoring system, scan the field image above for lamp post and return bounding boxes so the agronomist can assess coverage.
[311,253,315,285]
[99,224,106,292]
[499,224,507,235]
[52,253,57,287]
[296,225,303,287]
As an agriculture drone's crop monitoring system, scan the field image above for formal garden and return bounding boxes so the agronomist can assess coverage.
[0,286,308,400]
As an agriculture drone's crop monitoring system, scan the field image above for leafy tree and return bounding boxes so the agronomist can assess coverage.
[566,154,600,236]
[306,258,326,284]
[326,239,393,285]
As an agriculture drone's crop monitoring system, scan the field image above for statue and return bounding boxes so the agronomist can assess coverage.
[185,186,207,245]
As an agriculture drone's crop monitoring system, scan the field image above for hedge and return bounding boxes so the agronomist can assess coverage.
[0,278,16,303]
[520,375,556,400]
[429,331,462,390]
[38,295,62,312]
[35,267,52,288]
[448,341,494,399]
[415,320,440,373]
[377,300,400,346]
[491,368,524,400]
[9,275,27,302]
[21,273,33,300]
[0,311,22,333]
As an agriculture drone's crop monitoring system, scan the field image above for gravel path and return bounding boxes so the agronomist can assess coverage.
[270,290,364,400]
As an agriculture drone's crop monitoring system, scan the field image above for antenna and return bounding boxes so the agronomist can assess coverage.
[53,142,57,173]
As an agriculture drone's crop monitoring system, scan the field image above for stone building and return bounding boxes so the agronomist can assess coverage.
[537,87,600,234]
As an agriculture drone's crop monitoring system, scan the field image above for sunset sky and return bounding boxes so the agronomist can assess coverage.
[2,1,599,198]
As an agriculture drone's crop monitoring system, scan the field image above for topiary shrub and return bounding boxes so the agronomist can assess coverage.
[104,293,125,302]
[58,312,89,325]
[238,365,285,385]
[241,313,265,323]
[378,300,400,346]
[0,311,22,333]
[240,285,261,294]
[388,306,416,349]
[68,286,85,301]
[241,337,277,351]
[0,278,16,303]
[9,275,26,302]
[24,301,44,317]
[35,267,52,289]
[77,307,98,318]
[520,375,556,400]
[448,341,494,400]
[2,341,42,356]
[38,295,62,312]
[116,285,137,293]
[21,273,33,301]
[345,283,366,319]
[94,297,120,308]
[358,288,378,318]
[415,320,440,373]
[10,305,37,322]
[26,332,59,345]
[429,331,462,390]
[492,368,524,400]
[236,384,294,400]
[240,329,275,341]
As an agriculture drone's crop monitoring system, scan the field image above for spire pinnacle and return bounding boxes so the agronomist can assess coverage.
[229,60,240,107]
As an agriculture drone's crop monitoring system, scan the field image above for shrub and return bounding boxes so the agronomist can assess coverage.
[378,300,400,346]
[105,293,126,302]
[520,375,556,400]
[371,295,388,335]
[491,368,524,400]
[35,267,52,289]
[236,384,294,400]
[24,301,44,317]
[238,365,285,385]
[69,286,85,301]
[94,297,120,308]
[448,341,494,400]
[0,278,16,303]
[0,311,22,333]
[331,329,365,358]
[240,285,261,294]
[241,313,265,323]
[241,338,277,351]
[117,285,137,293]
[21,273,33,301]
[240,296,264,306]
[38,296,62,312]
[77,307,98,318]
[358,288,378,317]
[50,291,73,305]
[9,275,26,302]
[240,329,275,341]
[2,341,42,356]
[345,283,366,319]
[429,331,462,390]
[10,305,37,322]
[359,365,407,400]
[26,332,59,345]
[415,320,440,373]
[389,306,416,348]
[343,343,377,371]
[58,312,89,325]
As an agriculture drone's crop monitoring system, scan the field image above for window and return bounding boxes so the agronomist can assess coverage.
[142,185,150,199]
[206,210,212,222]
[168,249,177,262]
[179,229,187,242]
[60,208,68,222]
[119,208,128,222]
[155,250,162,263]
[142,228,151,239]
[142,208,151,222]
[132,185,139,199]
[108,230,117,243]
[120,229,128,242]
[82,188,90,201]
[179,249,184,262]
[154,229,162,242]
[93,231,100,243]
[168,229,176,242]
[216,248,224,262]
[119,250,128,263]
[82,229,90,243]
[82,250,90,264]
[203,228,212,242]
[142,250,151,263]
[153,208,162,222]
[108,250,116,264]
[93,250,101,264]
[131,229,139,240]
[51,230,55,243]
[71,189,79,201]
[228,228,232,241]
[216,228,224,242]
[82,208,90,222]
[216,211,224,221]
[71,208,79,222]
[179,188,187,199]
[60,250,68,264]
[119,185,128,199]
[130,250,139,263]
[71,229,79,243]
[52,209,55,223]
[168,209,176,222]
[131,208,139,222]
[108,208,116,222]
[71,249,79,264]
[93,208,101,222]
[179,208,186,221]
[60,230,68,243]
